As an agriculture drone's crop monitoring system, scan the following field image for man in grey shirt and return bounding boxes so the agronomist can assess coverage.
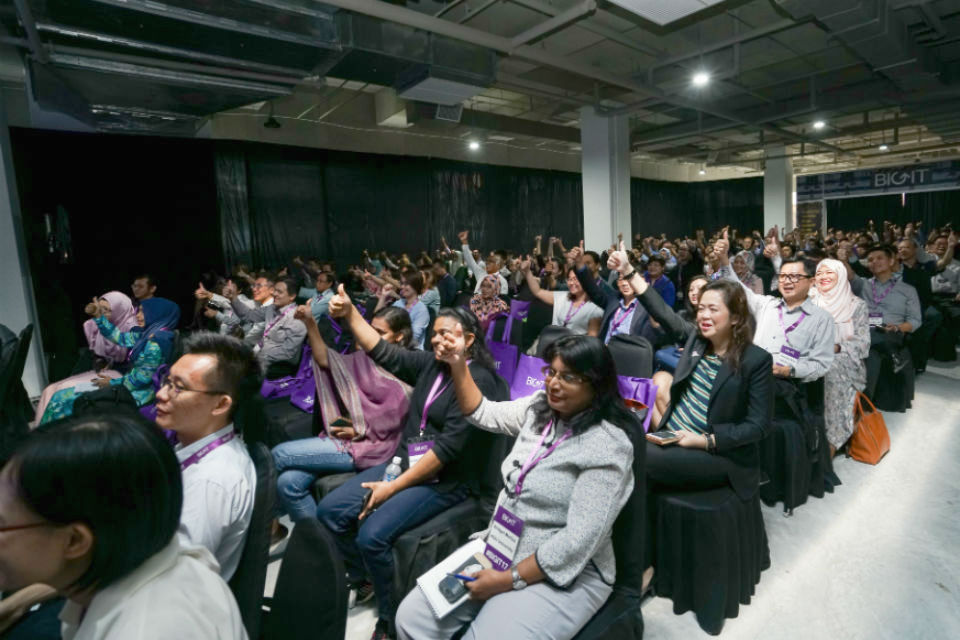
[845,245,922,397]
[715,232,835,386]
[225,276,306,376]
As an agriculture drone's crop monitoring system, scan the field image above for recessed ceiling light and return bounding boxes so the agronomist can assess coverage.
[813,120,826,130]
[879,143,889,152]
[698,168,706,175]
[468,140,480,151]
[692,72,710,87]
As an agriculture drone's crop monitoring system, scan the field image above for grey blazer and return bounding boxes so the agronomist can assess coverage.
[230,300,306,366]
[468,392,634,588]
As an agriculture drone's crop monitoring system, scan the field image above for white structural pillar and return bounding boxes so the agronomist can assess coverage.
[763,145,795,233]
[0,93,47,396]
[580,107,631,251]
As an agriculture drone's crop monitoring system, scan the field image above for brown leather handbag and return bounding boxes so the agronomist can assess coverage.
[848,392,891,465]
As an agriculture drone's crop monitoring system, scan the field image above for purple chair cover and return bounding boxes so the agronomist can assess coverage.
[486,318,518,386]
[261,343,313,400]
[617,376,658,432]
[503,299,532,344]
[510,354,548,400]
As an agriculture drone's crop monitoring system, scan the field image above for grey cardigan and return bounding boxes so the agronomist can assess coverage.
[468,392,634,588]
[229,300,306,367]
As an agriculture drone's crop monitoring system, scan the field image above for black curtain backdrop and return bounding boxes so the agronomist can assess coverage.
[10,128,223,380]
[826,190,960,231]
[631,176,765,240]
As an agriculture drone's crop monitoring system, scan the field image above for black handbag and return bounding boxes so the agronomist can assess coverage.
[72,385,139,416]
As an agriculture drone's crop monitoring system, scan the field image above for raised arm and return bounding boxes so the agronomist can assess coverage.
[328,284,383,353]
[608,246,694,342]
[521,255,555,305]
[459,230,485,280]
[294,305,329,369]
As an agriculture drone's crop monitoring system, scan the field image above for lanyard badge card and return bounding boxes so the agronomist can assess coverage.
[408,373,449,479]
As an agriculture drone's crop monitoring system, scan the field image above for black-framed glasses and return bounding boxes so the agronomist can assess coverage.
[541,366,587,386]
[777,274,812,283]
[159,374,229,398]
[0,522,54,534]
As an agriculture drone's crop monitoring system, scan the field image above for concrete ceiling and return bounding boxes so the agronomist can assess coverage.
[4,0,960,179]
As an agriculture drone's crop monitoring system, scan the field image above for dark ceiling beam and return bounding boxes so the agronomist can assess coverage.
[12,0,48,63]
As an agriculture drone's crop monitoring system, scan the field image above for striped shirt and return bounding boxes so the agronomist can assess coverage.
[665,354,722,434]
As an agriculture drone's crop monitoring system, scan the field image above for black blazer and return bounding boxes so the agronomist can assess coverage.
[576,267,664,345]
[637,287,774,499]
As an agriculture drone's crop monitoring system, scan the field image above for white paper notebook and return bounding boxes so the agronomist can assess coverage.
[415,538,491,619]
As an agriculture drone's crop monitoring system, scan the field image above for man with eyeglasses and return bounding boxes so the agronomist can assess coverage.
[224,276,306,377]
[215,274,275,346]
[716,230,835,384]
[154,332,261,581]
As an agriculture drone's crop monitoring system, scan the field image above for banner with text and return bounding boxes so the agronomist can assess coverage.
[797,160,960,202]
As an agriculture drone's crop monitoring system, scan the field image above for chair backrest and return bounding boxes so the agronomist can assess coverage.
[608,418,647,594]
[2,325,34,422]
[0,329,27,462]
[262,519,348,640]
[229,442,277,640]
[535,325,574,359]
[607,335,654,379]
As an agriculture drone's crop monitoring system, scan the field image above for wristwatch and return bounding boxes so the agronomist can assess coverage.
[511,566,528,590]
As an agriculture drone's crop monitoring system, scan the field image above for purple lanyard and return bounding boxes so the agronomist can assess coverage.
[563,300,585,326]
[777,305,807,347]
[871,278,896,304]
[610,301,637,335]
[513,421,571,497]
[419,374,451,437]
[260,306,293,346]
[180,431,235,471]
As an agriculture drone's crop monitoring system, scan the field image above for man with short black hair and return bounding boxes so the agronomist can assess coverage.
[311,271,337,324]
[131,273,157,307]
[155,332,263,581]
[459,230,508,294]
[225,276,306,375]
[846,245,922,397]
[644,255,676,308]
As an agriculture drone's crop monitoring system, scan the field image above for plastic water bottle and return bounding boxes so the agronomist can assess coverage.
[383,457,402,483]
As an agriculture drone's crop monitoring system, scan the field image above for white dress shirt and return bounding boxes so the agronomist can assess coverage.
[175,424,256,581]
[60,538,248,640]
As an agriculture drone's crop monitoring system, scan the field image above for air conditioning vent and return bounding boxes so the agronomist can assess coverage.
[435,104,463,123]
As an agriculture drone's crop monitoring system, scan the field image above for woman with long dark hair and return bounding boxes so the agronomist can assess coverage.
[316,286,508,640]
[607,247,772,590]
[395,334,637,640]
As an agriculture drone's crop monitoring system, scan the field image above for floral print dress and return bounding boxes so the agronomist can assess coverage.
[40,316,164,423]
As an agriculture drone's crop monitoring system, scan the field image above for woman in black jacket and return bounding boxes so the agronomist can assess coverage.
[608,248,773,587]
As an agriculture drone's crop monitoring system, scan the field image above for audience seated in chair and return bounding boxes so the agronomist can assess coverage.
[652,276,708,425]
[459,230,508,295]
[212,273,274,346]
[607,247,773,592]
[34,291,137,422]
[154,332,264,581]
[130,272,158,309]
[469,275,510,334]
[316,288,507,639]
[269,306,414,535]
[309,271,337,324]
[224,276,307,377]
[520,254,603,338]
[811,259,871,457]
[374,272,430,350]
[39,297,180,424]
[396,334,637,640]
[0,412,246,640]
[843,245,922,399]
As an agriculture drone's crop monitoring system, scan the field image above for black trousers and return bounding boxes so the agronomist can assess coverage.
[644,440,742,567]
[866,329,905,398]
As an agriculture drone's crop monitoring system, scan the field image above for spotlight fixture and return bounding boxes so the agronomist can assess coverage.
[878,143,889,152]
[692,71,710,87]
[813,120,826,131]
[468,140,480,151]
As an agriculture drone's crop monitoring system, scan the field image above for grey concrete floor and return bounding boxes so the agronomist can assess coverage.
[334,361,960,640]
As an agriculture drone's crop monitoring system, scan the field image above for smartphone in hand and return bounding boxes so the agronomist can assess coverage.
[645,431,683,446]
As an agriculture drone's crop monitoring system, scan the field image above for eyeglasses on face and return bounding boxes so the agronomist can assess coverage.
[541,366,587,386]
[777,273,812,283]
[159,374,229,398]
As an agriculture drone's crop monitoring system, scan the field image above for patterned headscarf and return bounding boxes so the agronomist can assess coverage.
[129,297,181,363]
[470,275,509,331]
[84,291,136,363]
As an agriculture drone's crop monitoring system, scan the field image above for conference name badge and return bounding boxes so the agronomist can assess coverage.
[484,506,523,571]
[777,345,801,368]
[869,312,884,328]
[407,440,434,470]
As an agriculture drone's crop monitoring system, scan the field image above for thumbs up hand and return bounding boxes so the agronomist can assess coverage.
[195,282,213,301]
[328,284,353,319]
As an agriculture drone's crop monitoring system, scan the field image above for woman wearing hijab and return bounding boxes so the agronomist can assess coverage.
[732,250,764,295]
[470,274,510,333]
[813,259,871,457]
[33,291,138,422]
[39,297,180,424]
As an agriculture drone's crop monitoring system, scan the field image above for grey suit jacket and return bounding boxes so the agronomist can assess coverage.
[468,392,634,588]
[230,300,306,366]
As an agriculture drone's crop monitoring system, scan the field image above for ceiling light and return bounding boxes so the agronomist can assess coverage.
[692,72,710,87]
[879,143,889,152]
[813,120,826,130]
[468,140,480,151]
[698,168,706,175]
